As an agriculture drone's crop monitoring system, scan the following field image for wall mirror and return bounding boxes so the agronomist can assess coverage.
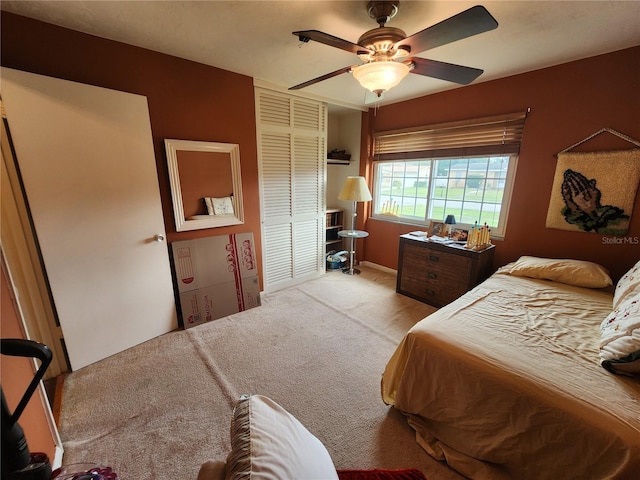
[165,139,244,231]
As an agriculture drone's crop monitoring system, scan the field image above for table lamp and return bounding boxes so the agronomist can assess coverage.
[338,176,372,275]
[445,214,456,237]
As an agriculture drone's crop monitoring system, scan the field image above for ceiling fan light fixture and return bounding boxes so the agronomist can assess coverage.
[352,61,410,96]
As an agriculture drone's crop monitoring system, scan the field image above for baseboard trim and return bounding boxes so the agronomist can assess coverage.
[360,261,397,275]
[52,373,66,427]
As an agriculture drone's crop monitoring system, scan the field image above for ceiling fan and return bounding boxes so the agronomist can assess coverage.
[289,1,498,97]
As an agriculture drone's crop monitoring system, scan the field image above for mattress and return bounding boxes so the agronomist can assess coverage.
[382,273,640,479]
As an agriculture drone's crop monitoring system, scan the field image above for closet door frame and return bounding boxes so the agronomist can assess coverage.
[255,88,327,292]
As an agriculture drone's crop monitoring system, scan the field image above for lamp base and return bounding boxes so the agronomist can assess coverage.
[342,267,361,275]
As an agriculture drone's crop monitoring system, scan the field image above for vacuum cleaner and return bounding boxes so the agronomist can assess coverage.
[1,338,53,480]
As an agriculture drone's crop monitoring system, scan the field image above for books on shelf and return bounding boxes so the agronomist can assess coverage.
[326,211,341,227]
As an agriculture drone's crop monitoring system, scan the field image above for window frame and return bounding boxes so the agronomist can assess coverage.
[371,154,518,239]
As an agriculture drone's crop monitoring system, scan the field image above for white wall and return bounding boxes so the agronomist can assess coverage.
[327,110,362,229]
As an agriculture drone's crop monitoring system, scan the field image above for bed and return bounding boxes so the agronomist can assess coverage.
[382,257,640,479]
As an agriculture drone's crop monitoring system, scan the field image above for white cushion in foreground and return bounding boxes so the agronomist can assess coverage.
[222,394,338,480]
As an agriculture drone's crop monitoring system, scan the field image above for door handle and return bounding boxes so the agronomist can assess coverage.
[154,234,165,242]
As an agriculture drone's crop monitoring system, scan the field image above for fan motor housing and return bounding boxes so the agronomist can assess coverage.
[358,27,406,51]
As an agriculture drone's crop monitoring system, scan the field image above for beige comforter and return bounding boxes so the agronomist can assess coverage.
[382,273,640,479]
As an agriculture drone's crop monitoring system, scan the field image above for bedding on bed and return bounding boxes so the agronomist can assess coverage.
[381,270,640,479]
[600,260,640,375]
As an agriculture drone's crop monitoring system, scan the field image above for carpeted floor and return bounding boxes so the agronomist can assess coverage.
[58,265,465,479]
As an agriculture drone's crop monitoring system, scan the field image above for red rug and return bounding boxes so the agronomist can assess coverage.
[337,469,427,480]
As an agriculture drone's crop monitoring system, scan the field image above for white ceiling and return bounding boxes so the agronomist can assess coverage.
[2,1,639,113]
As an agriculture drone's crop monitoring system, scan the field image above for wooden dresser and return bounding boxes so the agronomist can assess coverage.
[396,234,495,307]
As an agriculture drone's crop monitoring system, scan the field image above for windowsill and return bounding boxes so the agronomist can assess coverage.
[368,215,505,241]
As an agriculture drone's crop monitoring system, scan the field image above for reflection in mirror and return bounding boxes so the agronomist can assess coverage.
[165,139,244,231]
[177,150,233,217]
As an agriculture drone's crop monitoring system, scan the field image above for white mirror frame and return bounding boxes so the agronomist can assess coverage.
[165,139,244,231]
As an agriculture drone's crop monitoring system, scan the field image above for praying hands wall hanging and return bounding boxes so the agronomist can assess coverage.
[546,129,640,235]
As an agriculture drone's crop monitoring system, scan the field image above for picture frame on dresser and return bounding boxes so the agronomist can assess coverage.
[428,221,445,237]
[451,228,469,241]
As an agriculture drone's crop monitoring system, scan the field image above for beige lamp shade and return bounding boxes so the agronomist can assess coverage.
[338,176,372,202]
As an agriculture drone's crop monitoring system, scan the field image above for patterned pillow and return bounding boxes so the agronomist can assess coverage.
[613,260,640,310]
[203,196,235,216]
[212,196,234,215]
[599,294,640,376]
[204,197,215,215]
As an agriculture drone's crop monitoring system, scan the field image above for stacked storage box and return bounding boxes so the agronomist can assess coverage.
[172,233,261,329]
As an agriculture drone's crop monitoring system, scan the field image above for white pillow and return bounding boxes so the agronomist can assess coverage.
[225,394,338,480]
[212,196,234,215]
[599,293,640,376]
[499,256,612,288]
[203,196,234,216]
[613,260,640,310]
[204,197,215,215]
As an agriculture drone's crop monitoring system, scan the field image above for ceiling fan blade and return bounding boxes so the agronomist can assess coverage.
[407,57,483,85]
[396,5,498,55]
[289,65,356,90]
[293,30,371,55]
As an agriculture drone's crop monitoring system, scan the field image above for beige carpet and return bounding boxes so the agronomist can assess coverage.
[58,266,465,479]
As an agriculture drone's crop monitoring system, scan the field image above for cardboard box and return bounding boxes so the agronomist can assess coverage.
[172,233,261,328]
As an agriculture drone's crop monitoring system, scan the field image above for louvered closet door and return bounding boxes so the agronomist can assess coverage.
[256,89,327,292]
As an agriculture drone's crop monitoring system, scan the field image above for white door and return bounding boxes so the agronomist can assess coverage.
[1,68,178,370]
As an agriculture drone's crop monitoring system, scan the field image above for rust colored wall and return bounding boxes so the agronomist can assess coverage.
[1,12,263,281]
[177,151,234,217]
[361,46,640,282]
[1,268,57,462]
[3,13,638,283]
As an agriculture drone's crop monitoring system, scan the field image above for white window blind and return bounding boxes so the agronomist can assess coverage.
[373,111,528,160]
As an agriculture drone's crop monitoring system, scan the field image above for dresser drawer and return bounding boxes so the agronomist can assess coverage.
[401,245,469,286]
[399,257,470,305]
[396,235,495,307]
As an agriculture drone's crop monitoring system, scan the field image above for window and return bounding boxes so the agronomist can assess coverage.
[371,112,527,239]
[373,155,516,237]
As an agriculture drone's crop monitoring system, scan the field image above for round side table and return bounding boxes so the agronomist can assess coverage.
[338,229,369,275]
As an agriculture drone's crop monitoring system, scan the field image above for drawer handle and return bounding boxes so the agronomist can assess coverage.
[428,272,437,279]
[425,288,435,296]
[429,255,439,262]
